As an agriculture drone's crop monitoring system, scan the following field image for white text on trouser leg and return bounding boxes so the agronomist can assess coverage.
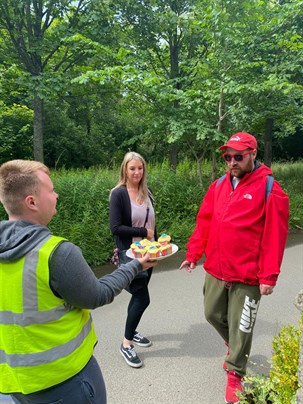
[239,296,260,333]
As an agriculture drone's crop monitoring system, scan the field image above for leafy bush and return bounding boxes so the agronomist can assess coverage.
[0,160,301,265]
[240,313,303,403]
[49,168,117,265]
[273,161,303,229]
[270,321,301,401]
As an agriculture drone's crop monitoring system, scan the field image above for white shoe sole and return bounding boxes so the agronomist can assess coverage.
[120,348,143,368]
[133,340,152,347]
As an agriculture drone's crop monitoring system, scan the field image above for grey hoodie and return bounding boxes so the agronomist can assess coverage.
[0,220,142,309]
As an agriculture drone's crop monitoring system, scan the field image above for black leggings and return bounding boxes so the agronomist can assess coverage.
[118,250,152,341]
[125,281,150,340]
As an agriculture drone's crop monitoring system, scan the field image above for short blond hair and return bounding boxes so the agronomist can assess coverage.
[0,160,49,215]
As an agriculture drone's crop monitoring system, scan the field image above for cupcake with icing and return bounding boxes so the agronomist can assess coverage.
[160,244,172,256]
[130,241,142,253]
[146,245,161,258]
[140,238,151,247]
[149,241,161,248]
[132,247,147,258]
[158,233,171,246]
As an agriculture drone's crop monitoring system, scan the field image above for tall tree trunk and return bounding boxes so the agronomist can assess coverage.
[264,118,273,167]
[212,87,224,181]
[170,143,178,170]
[33,95,44,162]
[211,152,217,182]
[169,28,180,171]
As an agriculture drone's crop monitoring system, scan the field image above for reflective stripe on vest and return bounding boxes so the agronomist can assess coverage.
[1,236,68,326]
[0,235,98,394]
[0,316,93,367]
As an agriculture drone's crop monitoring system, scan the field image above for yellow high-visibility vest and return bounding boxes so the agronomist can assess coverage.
[0,235,98,394]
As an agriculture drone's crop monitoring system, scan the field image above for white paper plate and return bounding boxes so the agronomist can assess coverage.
[126,243,179,261]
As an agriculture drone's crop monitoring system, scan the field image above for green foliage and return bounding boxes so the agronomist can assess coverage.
[1,0,303,166]
[240,374,281,404]
[240,314,303,403]
[148,159,208,230]
[0,160,301,265]
[270,322,301,402]
[0,102,33,162]
[272,161,303,229]
[49,168,117,265]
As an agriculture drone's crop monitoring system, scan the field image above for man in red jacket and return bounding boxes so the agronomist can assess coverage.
[179,132,289,404]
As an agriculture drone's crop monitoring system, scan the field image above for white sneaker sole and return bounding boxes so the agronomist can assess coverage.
[120,348,143,368]
[133,340,152,347]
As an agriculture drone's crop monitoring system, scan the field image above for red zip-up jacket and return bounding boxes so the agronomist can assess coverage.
[186,163,289,286]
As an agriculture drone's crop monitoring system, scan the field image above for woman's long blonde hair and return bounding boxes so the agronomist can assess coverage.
[111,152,150,204]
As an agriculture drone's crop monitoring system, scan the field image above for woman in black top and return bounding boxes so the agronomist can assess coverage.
[109,152,157,368]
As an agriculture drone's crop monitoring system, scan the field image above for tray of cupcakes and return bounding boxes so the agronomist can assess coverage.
[126,234,178,261]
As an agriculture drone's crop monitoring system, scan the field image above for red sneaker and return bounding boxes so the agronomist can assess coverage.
[225,371,243,403]
[223,342,229,371]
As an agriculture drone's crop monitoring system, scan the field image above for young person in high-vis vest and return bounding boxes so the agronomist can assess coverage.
[0,160,156,404]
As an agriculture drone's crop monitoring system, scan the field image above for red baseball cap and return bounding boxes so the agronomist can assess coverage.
[219,132,257,151]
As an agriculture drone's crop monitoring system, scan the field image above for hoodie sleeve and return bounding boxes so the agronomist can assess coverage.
[257,180,289,285]
[185,182,216,264]
[49,241,142,309]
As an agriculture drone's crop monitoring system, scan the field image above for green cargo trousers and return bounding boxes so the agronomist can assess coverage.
[203,272,261,376]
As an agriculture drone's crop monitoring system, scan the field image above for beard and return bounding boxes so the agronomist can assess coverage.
[230,157,254,179]
[230,167,246,178]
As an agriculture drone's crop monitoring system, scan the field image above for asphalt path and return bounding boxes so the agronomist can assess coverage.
[1,233,302,404]
[92,232,302,404]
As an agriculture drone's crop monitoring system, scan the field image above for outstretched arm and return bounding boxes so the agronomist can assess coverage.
[49,242,156,309]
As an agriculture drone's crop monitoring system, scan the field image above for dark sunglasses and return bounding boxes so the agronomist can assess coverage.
[222,150,253,162]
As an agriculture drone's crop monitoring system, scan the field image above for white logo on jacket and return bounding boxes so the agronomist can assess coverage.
[243,194,252,200]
